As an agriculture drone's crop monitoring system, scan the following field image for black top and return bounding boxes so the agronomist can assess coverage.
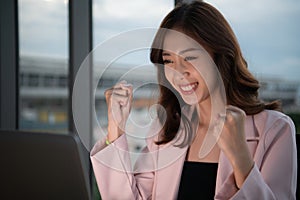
[177,161,218,200]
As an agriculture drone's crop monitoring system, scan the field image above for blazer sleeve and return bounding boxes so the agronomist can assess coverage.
[215,114,297,200]
[90,134,155,200]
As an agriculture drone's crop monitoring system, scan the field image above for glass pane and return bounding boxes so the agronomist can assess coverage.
[208,0,300,132]
[19,0,69,134]
[92,0,173,155]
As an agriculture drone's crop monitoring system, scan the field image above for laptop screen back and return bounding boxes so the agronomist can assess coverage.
[0,130,91,200]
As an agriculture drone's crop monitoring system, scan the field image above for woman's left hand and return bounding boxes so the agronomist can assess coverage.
[215,105,254,188]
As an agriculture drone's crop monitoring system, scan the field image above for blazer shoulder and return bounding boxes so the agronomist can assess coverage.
[254,110,295,132]
[254,110,296,148]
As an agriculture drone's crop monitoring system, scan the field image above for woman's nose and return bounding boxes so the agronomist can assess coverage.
[174,57,189,78]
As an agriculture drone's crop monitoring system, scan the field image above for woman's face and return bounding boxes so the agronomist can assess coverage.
[162,30,218,105]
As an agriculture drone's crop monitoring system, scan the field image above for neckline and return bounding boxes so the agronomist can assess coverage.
[184,161,218,165]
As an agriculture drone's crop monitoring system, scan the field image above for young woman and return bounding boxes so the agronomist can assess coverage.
[91,1,297,199]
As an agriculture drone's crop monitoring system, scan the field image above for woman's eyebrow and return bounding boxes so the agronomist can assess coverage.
[179,48,203,55]
[162,48,203,56]
[162,52,171,56]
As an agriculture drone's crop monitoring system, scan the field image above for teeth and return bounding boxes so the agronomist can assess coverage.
[180,83,197,92]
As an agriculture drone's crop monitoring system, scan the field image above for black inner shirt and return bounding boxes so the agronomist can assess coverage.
[177,161,218,200]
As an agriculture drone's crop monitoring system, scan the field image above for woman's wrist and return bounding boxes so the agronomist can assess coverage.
[107,123,125,143]
[231,149,254,188]
[105,137,112,145]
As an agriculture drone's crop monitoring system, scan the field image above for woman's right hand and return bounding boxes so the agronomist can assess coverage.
[104,80,133,142]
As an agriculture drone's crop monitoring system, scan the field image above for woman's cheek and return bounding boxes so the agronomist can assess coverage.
[164,68,177,89]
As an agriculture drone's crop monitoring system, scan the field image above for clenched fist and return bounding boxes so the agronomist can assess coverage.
[105,80,133,142]
[215,105,254,188]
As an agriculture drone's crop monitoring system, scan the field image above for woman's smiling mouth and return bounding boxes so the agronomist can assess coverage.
[179,82,199,94]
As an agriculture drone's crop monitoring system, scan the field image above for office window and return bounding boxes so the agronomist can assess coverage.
[208,0,300,132]
[18,0,69,133]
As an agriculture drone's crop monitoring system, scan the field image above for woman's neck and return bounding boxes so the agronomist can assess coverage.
[197,97,212,127]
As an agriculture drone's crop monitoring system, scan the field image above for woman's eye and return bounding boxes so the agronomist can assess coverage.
[163,59,173,64]
[184,56,197,61]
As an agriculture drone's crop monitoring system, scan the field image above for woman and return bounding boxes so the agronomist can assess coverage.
[91,1,297,199]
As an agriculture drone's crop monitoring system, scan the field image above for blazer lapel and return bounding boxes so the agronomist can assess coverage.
[153,142,188,200]
[245,115,260,157]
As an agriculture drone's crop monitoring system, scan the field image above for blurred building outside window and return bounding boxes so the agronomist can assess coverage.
[18,0,69,133]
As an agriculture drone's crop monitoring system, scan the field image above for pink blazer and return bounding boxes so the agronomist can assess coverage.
[91,110,297,200]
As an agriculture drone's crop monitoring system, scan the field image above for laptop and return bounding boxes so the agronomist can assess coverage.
[0,130,91,200]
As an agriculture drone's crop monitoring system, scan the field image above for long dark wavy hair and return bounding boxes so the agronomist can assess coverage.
[150,1,281,146]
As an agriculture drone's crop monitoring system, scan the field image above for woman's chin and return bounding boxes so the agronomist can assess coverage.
[182,96,199,105]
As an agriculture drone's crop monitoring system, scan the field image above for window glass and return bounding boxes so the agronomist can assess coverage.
[208,0,300,132]
[19,0,69,133]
